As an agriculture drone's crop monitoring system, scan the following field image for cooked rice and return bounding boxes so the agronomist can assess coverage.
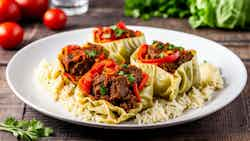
[35,59,223,124]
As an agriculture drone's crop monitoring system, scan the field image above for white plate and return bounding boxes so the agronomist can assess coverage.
[6,26,247,129]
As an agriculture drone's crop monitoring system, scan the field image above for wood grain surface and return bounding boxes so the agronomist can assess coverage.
[0,0,250,140]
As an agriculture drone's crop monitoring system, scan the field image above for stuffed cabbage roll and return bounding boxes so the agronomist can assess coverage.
[77,59,153,123]
[58,43,124,84]
[131,41,200,100]
[91,21,146,62]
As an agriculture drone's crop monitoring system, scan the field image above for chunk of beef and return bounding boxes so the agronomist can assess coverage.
[92,74,108,99]
[110,75,130,101]
[120,65,143,84]
[91,72,139,112]
[59,44,105,81]
[159,51,193,73]
[68,58,95,76]
[145,46,162,59]
[159,63,179,74]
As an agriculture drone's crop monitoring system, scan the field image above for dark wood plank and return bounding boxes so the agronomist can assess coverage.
[0,66,24,141]
[20,62,250,141]
[0,66,24,120]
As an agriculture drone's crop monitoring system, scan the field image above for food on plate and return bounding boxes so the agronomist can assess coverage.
[57,43,125,84]
[131,40,200,100]
[36,58,153,123]
[43,8,67,30]
[135,62,224,124]
[35,28,224,124]
[91,21,146,62]
[0,22,24,49]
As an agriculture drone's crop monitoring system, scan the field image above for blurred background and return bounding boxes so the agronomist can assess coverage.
[0,0,249,51]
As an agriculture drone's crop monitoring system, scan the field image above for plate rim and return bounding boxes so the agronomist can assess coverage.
[6,25,248,129]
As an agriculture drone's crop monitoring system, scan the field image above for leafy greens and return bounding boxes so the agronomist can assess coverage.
[0,117,53,141]
[124,0,250,29]
[124,0,190,20]
[189,0,250,29]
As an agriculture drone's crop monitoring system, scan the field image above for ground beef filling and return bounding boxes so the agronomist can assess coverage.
[159,51,193,73]
[144,43,193,73]
[91,65,143,112]
[59,43,104,81]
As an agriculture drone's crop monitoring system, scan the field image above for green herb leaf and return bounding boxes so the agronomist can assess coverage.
[168,44,175,50]
[85,50,97,58]
[100,84,107,96]
[114,28,125,37]
[159,53,165,58]
[118,71,125,75]
[127,74,135,83]
[157,44,164,49]
[152,40,158,44]
[0,117,53,141]
[121,64,128,68]
[177,46,184,51]
[110,25,125,38]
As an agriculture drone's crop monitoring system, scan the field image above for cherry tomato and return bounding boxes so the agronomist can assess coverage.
[116,21,126,29]
[43,8,67,30]
[15,0,48,19]
[0,22,24,49]
[0,0,21,22]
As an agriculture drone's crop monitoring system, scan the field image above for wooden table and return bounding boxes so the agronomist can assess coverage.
[1,0,250,140]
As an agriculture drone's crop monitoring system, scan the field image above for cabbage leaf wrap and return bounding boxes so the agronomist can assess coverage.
[91,34,146,63]
[36,60,154,124]
[131,48,200,100]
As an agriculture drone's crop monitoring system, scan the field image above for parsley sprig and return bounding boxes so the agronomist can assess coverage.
[118,71,135,83]
[110,25,125,38]
[85,50,97,58]
[100,84,107,96]
[0,117,53,141]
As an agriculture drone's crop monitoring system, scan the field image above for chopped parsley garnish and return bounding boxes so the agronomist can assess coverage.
[159,53,165,58]
[121,64,129,68]
[0,117,53,141]
[168,44,175,50]
[157,43,164,49]
[110,25,125,38]
[152,40,158,44]
[176,46,184,51]
[127,74,135,83]
[118,71,125,75]
[167,44,185,51]
[117,68,136,83]
[85,50,97,58]
[100,84,107,96]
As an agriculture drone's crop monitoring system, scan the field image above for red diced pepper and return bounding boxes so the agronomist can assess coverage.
[138,73,148,91]
[137,44,180,64]
[133,83,141,102]
[116,21,126,29]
